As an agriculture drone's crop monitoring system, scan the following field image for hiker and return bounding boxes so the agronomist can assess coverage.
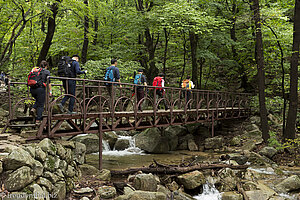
[59,54,87,114]
[28,60,52,124]
[181,76,194,109]
[105,59,121,99]
[134,69,147,111]
[153,73,169,110]
[0,71,4,82]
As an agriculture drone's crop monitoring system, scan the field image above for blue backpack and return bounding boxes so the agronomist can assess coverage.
[105,66,115,82]
[134,74,142,85]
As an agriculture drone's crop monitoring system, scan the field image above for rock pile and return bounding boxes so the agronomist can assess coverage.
[1,138,86,200]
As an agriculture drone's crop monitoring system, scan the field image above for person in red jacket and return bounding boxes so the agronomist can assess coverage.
[153,73,169,110]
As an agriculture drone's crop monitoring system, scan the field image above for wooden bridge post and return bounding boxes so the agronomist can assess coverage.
[98,113,103,170]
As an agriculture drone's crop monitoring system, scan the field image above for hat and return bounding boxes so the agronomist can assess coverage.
[138,69,143,72]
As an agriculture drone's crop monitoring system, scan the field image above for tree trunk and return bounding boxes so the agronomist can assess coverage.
[285,0,300,139]
[252,0,269,142]
[189,31,198,88]
[144,28,159,82]
[163,28,170,75]
[180,31,187,87]
[37,3,58,65]
[81,0,89,64]
[93,18,98,45]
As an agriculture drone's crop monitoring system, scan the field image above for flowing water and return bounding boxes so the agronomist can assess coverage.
[193,183,221,200]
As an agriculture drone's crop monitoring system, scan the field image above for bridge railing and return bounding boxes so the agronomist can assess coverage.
[6,76,251,125]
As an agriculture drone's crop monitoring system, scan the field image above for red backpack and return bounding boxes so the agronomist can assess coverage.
[153,77,163,90]
[27,67,45,88]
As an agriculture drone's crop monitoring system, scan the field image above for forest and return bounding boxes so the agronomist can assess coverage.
[0,0,299,143]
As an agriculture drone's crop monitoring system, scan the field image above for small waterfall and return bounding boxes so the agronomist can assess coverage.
[102,140,111,151]
[194,183,221,200]
[102,136,144,156]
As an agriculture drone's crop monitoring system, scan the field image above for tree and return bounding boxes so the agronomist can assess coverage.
[81,0,89,64]
[285,0,300,139]
[37,2,59,65]
[252,0,269,142]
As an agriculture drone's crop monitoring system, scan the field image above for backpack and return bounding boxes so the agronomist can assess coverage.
[58,56,73,77]
[134,74,142,85]
[27,67,45,88]
[153,77,163,90]
[182,80,190,89]
[104,66,115,82]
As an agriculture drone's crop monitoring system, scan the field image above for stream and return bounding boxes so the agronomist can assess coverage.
[85,136,299,200]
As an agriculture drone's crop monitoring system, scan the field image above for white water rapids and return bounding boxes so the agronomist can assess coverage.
[193,183,221,200]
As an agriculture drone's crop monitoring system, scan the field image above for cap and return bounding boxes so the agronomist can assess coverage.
[138,69,143,72]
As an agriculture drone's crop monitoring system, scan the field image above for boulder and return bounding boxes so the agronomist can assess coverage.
[38,138,57,155]
[71,134,99,154]
[259,147,277,159]
[32,160,44,178]
[196,126,210,137]
[222,192,243,200]
[171,191,195,200]
[163,127,179,151]
[227,153,248,165]
[276,175,300,192]
[165,125,187,136]
[35,146,47,162]
[133,173,158,192]
[116,191,166,200]
[4,147,36,170]
[66,165,76,177]
[245,124,260,132]
[114,139,130,150]
[217,168,237,192]
[230,136,241,146]
[185,123,200,134]
[249,116,260,125]
[177,170,205,190]
[37,177,54,192]
[177,134,194,150]
[96,169,111,181]
[157,185,171,196]
[28,184,44,200]
[241,140,256,151]
[43,171,59,184]
[4,166,35,191]
[56,144,66,159]
[204,136,223,149]
[55,140,75,149]
[103,132,118,149]
[79,164,100,175]
[135,128,169,153]
[73,142,86,164]
[166,181,179,191]
[53,181,66,200]
[24,146,36,158]
[245,190,270,200]
[187,139,198,151]
[74,187,94,194]
[97,186,117,199]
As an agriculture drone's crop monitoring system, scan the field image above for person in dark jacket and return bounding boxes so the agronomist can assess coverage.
[30,61,52,124]
[59,54,86,114]
[134,69,147,111]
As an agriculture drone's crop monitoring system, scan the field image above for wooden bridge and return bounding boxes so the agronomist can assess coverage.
[1,77,251,169]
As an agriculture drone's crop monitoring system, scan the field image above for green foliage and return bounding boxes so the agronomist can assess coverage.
[84,59,141,83]
[267,131,282,149]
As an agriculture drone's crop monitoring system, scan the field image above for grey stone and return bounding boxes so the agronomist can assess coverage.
[177,170,205,190]
[32,160,44,178]
[204,136,223,149]
[74,187,94,194]
[97,186,117,199]
[66,165,76,177]
[79,164,100,175]
[116,191,166,200]
[28,183,44,200]
[227,153,248,165]
[55,140,75,149]
[276,175,300,192]
[4,147,36,170]
[59,160,67,173]
[184,124,200,134]
[172,191,196,200]
[53,181,66,200]
[114,139,130,150]
[222,191,243,200]
[259,147,278,159]
[188,139,198,151]
[24,146,36,158]
[35,147,47,162]
[56,144,66,160]
[163,127,179,151]
[80,197,90,200]
[103,131,118,149]
[44,155,56,172]
[245,124,260,132]
[71,134,99,154]
[0,161,3,173]
[124,186,134,195]
[230,136,241,146]
[165,125,188,136]
[38,138,57,155]
[133,173,158,192]
[135,128,169,153]
[4,166,35,191]
[218,168,237,192]
[73,142,86,164]
[37,177,54,192]
[43,171,59,184]
[96,169,111,181]
[65,148,73,164]
[157,185,171,196]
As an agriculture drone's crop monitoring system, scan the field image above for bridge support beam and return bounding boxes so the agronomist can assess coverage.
[98,114,103,170]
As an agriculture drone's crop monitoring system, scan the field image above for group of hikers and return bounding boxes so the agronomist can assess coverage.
[26,56,195,124]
